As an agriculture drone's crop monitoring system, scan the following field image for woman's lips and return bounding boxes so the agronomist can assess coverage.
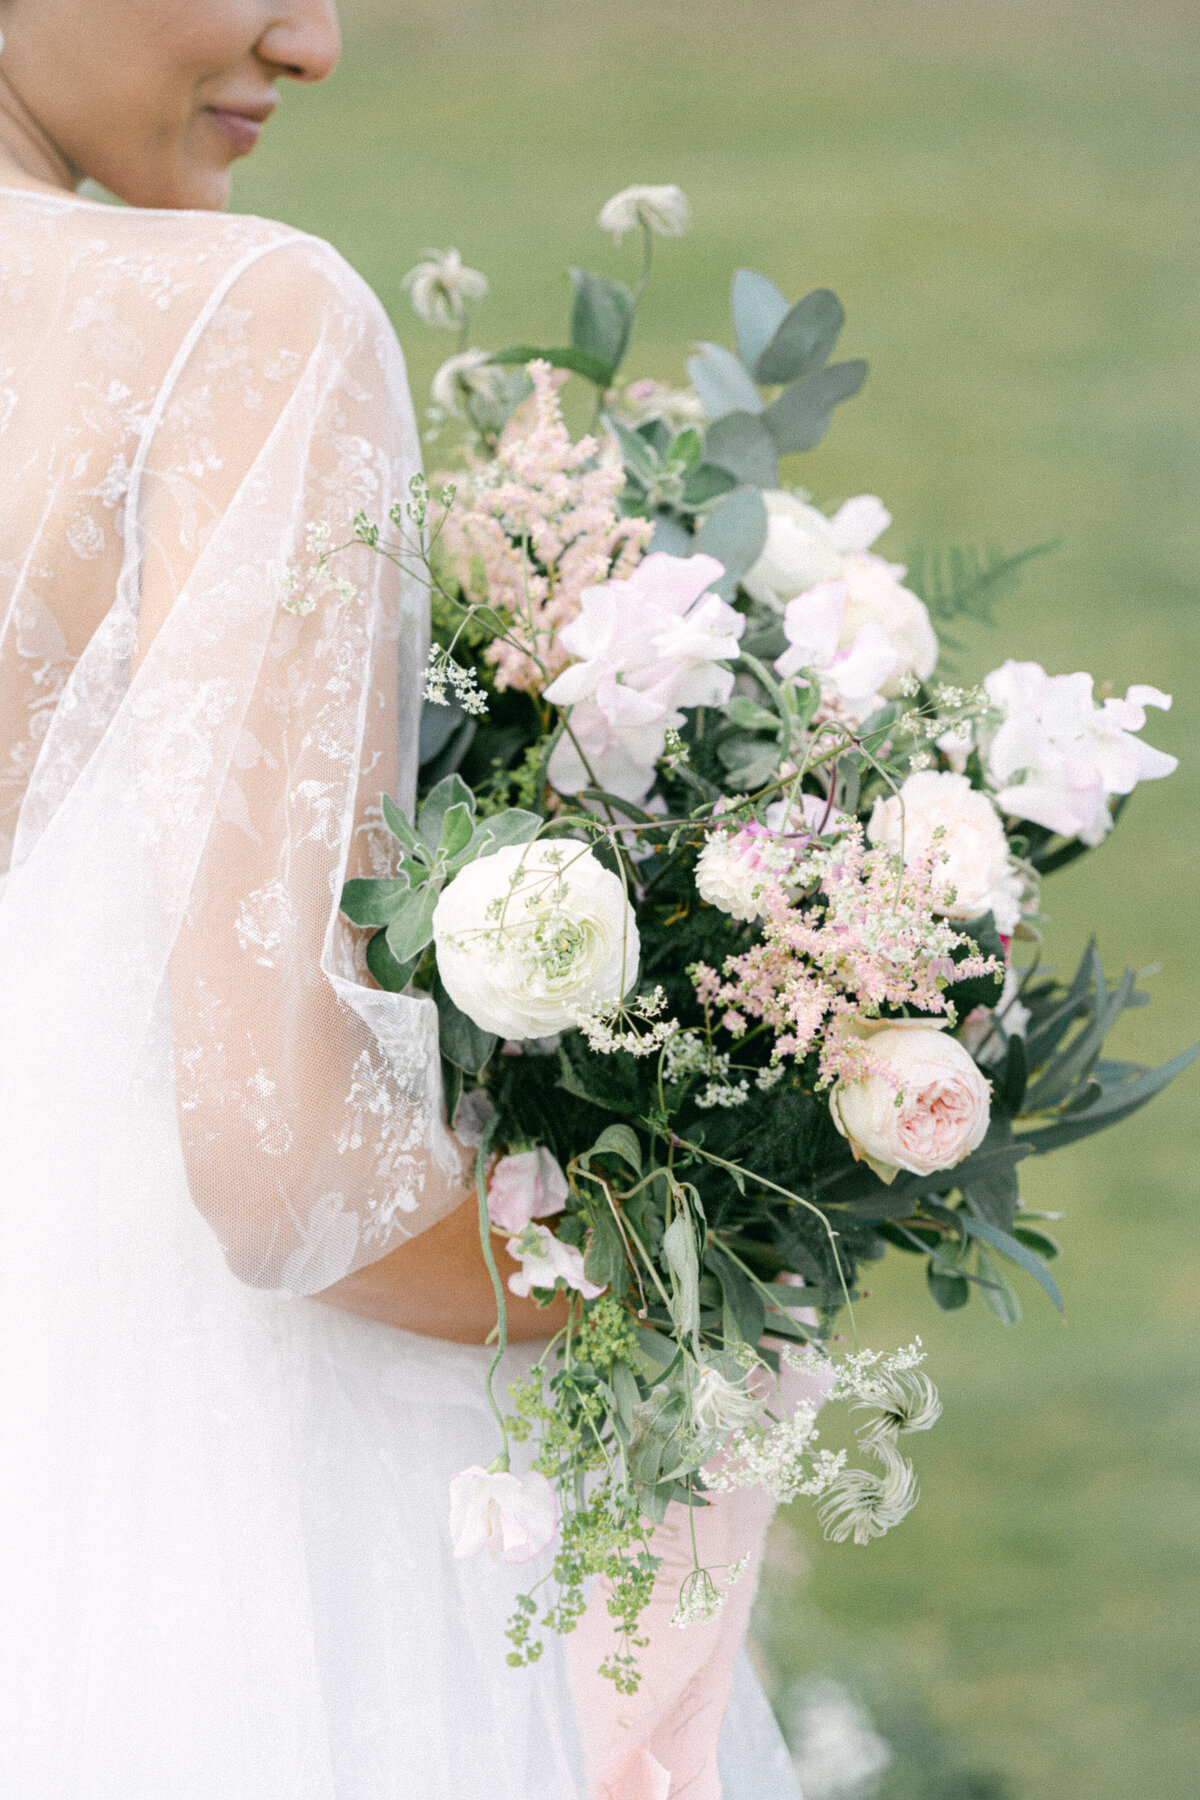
[205,108,271,154]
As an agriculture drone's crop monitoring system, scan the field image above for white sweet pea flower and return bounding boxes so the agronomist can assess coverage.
[598,183,690,242]
[763,792,852,839]
[982,660,1177,846]
[837,552,939,691]
[486,1147,569,1234]
[867,770,1026,935]
[830,1026,991,1183]
[448,1466,558,1563]
[506,1223,606,1300]
[745,491,937,692]
[545,553,744,801]
[432,839,639,1040]
[402,248,489,330]
[774,580,900,721]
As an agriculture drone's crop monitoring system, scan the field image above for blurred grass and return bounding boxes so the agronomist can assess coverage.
[233,6,1200,1794]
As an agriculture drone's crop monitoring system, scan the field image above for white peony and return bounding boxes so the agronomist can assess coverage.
[544,553,744,801]
[432,840,639,1041]
[506,1223,606,1300]
[448,1466,558,1564]
[867,770,1025,935]
[982,660,1177,846]
[830,1026,991,1183]
[401,248,488,330]
[695,824,795,922]
[598,183,690,242]
[745,492,937,693]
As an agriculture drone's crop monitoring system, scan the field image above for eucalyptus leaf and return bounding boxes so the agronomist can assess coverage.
[649,513,694,555]
[754,288,845,385]
[977,1248,1023,1326]
[381,792,422,854]
[340,875,412,928]
[684,342,763,419]
[418,773,475,853]
[731,267,790,372]
[385,881,440,965]
[433,974,497,1076]
[662,1214,701,1341]
[569,268,634,377]
[583,1124,643,1176]
[489,343,612,386]
[680,463,738,511]
[703,411,779,488]
[691,486,769,593]
[437,799,474,861]
[763,360,868,455]
[366,928,419,993]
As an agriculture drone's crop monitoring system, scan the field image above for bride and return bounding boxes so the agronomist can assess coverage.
[0,5,808,1795]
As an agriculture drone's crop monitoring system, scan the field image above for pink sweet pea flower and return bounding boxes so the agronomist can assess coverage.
[486,1148,569,1234]
[448,1467,559,1563]
[506,1223,606,1300]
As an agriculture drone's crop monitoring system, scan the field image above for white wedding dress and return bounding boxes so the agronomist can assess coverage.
[0,185,803,1799]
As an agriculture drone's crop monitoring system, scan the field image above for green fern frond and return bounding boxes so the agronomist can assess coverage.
[903,540,1061,627]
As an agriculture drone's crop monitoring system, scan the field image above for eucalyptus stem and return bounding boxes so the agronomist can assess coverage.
[474,1115,511,1459]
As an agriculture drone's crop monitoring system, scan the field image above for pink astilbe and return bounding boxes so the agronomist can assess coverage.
[434,360,652,694]
[692,823,1000,1090]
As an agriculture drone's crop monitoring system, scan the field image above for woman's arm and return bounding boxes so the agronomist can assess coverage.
[316,1196,570,1343]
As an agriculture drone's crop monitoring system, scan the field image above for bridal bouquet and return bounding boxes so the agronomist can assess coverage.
[291,187,1194,1688]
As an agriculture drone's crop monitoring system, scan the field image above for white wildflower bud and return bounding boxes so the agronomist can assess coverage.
[817,1441,918,1544]
[402,248,489,330]
[853,1369,942,1445]
[691,1365,766,1442]
[430,349,507,418]
[598,183,691,243]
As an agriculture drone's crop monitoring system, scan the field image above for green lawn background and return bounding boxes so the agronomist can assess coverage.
[233,6,1200,1793]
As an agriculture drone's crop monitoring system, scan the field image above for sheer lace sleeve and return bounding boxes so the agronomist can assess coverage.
[127,233,466,1293]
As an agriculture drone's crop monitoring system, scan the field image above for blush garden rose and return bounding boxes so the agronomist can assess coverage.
[830,1025,991,1182]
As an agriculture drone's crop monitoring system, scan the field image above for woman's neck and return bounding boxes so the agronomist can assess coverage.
[0,66,80,193]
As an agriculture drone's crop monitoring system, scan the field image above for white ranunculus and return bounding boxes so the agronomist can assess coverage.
[402,248,489,330]
[982,660,1177,846]
[867,770,1025,935]
[831,1026,991,1183]
[448,1466,558,1564]
[506,1224,606,1300]
[598,183,690,242]
[432,839,639,1040]
[486,1148,569,1234]
[837,552,938,691]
